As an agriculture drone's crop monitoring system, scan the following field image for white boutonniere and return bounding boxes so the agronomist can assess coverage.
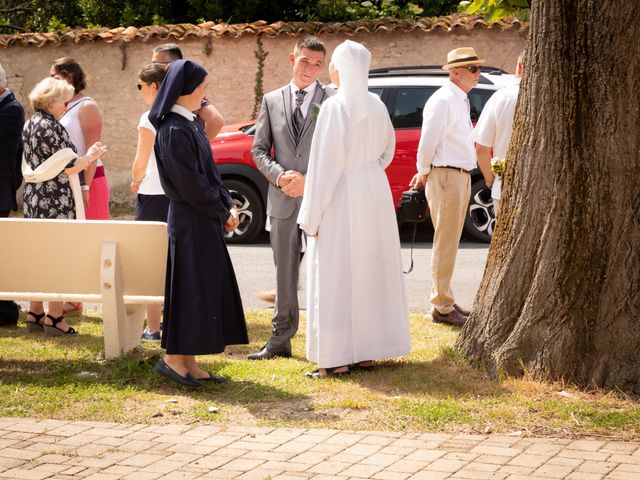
[490,157,506,177]
[310,103,321,123]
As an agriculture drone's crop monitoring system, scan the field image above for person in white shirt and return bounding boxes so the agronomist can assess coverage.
[473,51,524,216]
[410,47,485,327]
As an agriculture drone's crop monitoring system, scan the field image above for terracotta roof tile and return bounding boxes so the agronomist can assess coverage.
[0,14,527,48]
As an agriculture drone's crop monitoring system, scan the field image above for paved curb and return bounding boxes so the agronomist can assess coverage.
[1,417,639,479]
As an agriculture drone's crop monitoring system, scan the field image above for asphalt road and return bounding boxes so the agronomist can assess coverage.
[228,236,489,314]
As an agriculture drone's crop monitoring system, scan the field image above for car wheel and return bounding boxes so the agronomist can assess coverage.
[463,179,495,243]
[222,179,265,244]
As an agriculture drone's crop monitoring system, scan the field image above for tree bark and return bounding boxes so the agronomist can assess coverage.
[457,0,640,393]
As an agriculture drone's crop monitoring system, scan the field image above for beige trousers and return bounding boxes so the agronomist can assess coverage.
[426,168,471,314]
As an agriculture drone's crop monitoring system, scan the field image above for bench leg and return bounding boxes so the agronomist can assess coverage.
[100,242,146,359]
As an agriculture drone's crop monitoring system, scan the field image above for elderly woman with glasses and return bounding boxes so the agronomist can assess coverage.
[21,76,106,336]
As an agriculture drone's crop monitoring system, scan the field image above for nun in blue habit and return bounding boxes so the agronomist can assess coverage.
[149,60,248,387]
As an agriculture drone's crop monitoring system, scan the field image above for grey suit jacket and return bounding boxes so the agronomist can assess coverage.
[251,81,334,219]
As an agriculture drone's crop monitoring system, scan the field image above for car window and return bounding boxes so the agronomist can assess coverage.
[469,88,496,123]
[369,87,384,98]
[389,87,437,129]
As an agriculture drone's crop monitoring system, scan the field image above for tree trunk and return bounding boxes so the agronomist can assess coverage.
[457,0,640,393]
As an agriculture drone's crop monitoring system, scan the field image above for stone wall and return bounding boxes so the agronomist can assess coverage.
[2,26,526,205]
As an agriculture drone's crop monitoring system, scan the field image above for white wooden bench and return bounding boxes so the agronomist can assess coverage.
[0,218,167,358]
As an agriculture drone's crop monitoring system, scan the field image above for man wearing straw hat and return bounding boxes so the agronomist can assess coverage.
[410,47,485,327]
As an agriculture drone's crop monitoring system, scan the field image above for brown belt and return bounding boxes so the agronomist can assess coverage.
[432,165,471,174]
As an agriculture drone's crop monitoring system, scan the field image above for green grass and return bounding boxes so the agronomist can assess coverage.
[1,310,638,439]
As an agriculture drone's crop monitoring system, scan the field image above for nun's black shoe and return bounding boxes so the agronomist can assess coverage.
[198,373,227,384]
[154,360,202,387]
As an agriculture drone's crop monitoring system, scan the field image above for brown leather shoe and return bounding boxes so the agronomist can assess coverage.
[453,304,470,317]
[431,309,467,326]
[256,289,276,303]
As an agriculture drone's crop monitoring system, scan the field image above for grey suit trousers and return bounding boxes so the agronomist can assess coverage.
[268,211,303,351]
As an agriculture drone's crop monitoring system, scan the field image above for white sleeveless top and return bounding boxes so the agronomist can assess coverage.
[60,96,103,167]
[137,111,164,195]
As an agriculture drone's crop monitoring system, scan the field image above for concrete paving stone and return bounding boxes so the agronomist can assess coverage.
[0,447,42,460]
[327,453,366,465]
[307,461,352,475]
[261,460,311,472]
[162,452,202,464]
[443,452,480,462]
[166,444,220,456]
[606,454,640,465]
[4,423,48,434]
[82,475,127,480]
[122,431,161,441]
[416,433,454,442]
[533,464,576,478]
[197,470,243,479]
[385,460,429,474]
[341,443,383,457]
[372,470,411,480]
[328,434,366,447]
[0,468,61,480]
[248,431,302,443]
[45,476,78,480]
[236,468,286,480]
[26,442,77,454]
[291,451,329,464]
[75,443,114,457]
[219,458,266,472]
[93,436,127,447]
[31,463,70,474]
[604,472,638,480]
[406,471,450,480]
[227,440,280,452]
[503,476,555,480]
[3,431,37,441]
[188,454,231,470]
[614,463,640,473]
[546,456,584,468]
[157,434,202,446]
[242,450,296,462]
[522,444,564,456]
[566,440,606,452]
[121,472,164,480]
[359,453,403,467]
[425,458,469,473]
[273,439,324,453]
[439,441,483,453]
[391,439,444,450]
[450,469,508,479]
[376,446,416,457]
[76,456,120,469]
[84,428,132,438]
[146,425,195,436]
[575,461,618,474]
[507,454,551,468]
[469,445,521,457]
[308,443,346,454]
[404,449,446,462]
[197,436,245,448]
[566,473,605,480]
[339,464,384,478]
[118,439,162,452]
[140,459,188,474]
[464,463,501,473]
[212,447,250,460]
[27,434,62,444]
[359,436,395,446]
[61,466,89,475]
[558,451,611,461]
[181,426,223,438]
[497,466,535,475]
[118,453,171,467]
[272,475,313,480]
[101,464,139,475]
[599,443,638,455]
[155,472,203,480]
[0,438,18,449]
[308,475,349,480]
[480,436,521,447]
[60,434,104,446]
[223,426,273,435]
[34,453,76,464]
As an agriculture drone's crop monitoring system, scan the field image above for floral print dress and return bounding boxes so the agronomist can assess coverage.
[22,110,77,219]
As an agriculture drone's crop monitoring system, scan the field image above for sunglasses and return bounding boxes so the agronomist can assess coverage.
[465,65,481,74]
[136,83,143,90]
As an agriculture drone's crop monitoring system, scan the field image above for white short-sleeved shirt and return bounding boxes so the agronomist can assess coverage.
[472,78,521,199]
[137,111,164,195]
[416,80,476,174]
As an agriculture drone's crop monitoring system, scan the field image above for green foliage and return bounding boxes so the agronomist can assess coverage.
[1,0,462,32]
[459,0,530,22]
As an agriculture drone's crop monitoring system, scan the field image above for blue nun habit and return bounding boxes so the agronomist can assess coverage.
[150,60,248,354]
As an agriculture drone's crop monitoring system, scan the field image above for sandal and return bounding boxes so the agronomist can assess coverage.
[350,361,375,371]
[305,366,350,378]
[43,314,77,336]
[25,311,46,332]
[62,302,83,317]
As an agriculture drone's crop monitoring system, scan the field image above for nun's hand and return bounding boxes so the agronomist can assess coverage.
[224,207,240,232]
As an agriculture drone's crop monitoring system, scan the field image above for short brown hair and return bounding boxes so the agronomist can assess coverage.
[294,36,326,57]
[52,57,86,94]
[138,63,168,86]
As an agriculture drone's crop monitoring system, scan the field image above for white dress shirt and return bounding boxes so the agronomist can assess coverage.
[472,78,521,199]
[289,81,317,118]
[416,80,476,174]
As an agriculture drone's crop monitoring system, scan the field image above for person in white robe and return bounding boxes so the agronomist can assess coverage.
[297,40,411,377]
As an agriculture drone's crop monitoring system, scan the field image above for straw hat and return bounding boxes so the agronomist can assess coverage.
[442,47,486,71]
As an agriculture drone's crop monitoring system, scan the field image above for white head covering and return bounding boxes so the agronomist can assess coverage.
[331,40,371,124]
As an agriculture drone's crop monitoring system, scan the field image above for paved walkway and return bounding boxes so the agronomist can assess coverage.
[0,418,638,480]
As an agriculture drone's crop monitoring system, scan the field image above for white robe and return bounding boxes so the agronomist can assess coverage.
[298,93,411,368]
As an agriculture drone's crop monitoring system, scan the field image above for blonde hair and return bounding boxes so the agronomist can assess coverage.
[29,77,74,112]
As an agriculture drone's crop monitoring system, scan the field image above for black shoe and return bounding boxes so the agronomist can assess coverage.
[431,309,467,326]
[154,360,202,387]
[247,345,292,360]
[198,373,228,384]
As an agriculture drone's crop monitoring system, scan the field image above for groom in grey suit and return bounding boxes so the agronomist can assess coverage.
[248,36,333,359]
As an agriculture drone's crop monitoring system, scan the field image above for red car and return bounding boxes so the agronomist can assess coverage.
[212,66,510,243]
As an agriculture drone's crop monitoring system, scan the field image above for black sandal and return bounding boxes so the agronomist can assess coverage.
[43,314,77,337]
[25,311,46,332]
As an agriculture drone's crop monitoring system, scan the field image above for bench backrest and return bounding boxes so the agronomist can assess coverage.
[0,218,167,297]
